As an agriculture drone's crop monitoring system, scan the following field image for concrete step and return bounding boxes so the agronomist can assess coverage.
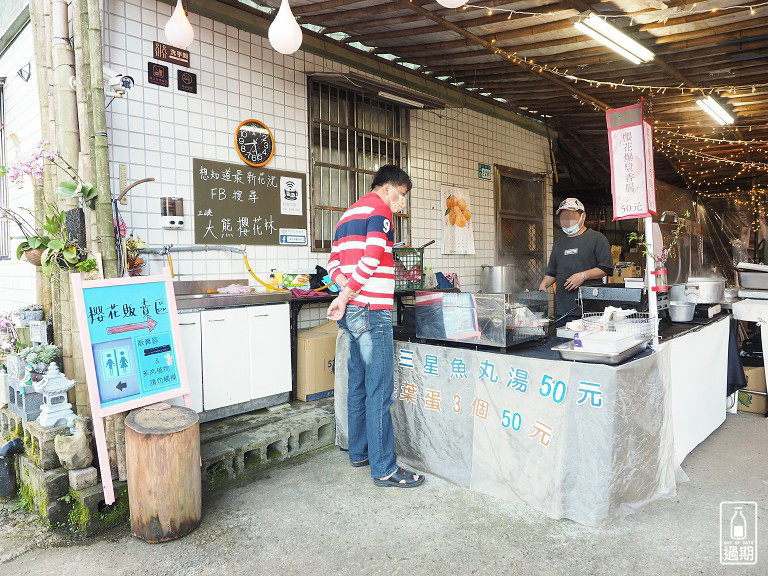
[200,400,335,486]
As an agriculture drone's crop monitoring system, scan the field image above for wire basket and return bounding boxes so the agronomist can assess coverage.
[579,311,656,339]
[393,247,425,290]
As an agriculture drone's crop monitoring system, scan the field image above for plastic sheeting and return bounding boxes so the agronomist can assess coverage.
[334,331,679,527]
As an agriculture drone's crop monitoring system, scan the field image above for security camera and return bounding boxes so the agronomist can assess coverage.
[103,65,134,98]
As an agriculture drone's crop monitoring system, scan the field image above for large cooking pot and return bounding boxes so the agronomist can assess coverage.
[669,283,697,303]
[669,301,696,322]
[481,265,516,294]
[685,276,725,304]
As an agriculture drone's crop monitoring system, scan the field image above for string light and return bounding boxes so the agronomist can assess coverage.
[656,128,768,146]
[657,139,768,169]
[419,3,768,194]
[458,2,766,21]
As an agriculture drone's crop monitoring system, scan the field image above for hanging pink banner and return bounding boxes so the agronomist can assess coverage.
[606,103,657,221]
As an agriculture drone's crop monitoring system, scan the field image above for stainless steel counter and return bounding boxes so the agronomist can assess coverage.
[172,278,290,311]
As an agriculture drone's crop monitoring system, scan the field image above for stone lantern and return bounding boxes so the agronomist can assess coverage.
[33,362,77,430]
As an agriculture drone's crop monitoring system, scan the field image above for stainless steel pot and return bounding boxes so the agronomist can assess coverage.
[685,277,725,304]
[669,301,696,322]
[670,283,697,303]
[481,265,516,294]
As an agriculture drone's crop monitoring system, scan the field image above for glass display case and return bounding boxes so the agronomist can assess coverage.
[414,291,549,348]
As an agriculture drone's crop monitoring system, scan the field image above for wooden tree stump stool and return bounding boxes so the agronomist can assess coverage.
[125,404,201,543]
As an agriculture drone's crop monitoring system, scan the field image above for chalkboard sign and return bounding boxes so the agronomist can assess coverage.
[192,158,308,246]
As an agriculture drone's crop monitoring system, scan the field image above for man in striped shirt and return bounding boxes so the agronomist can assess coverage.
[327,165,425,489]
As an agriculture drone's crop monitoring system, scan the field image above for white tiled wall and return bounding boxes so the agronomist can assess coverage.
[0,23,40,312]
[410,107,553,291]
[102,0,552,327]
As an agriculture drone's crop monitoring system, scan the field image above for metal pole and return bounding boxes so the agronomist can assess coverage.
[644,216,660,349]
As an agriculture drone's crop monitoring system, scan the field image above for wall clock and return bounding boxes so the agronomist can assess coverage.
[234,119,275,167]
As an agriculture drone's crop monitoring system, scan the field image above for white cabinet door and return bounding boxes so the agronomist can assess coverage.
[168,312,204,413]
[248,303,291,399]
[201,308,251,410]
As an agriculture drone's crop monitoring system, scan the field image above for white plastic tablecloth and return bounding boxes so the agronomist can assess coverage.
[658,316,730,466]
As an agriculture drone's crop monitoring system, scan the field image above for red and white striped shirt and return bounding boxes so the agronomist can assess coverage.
[327,192,395,310]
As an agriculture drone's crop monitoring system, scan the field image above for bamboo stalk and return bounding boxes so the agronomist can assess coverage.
[49,0,78,389]
[104,412,118,480]
[70,0,98,414]
[86,0,118,279]
[72,0,98,256]
[43,1,57,201]
[28,1,54,318]
[51,0,80,212]
[57,269,74,379]
[114,412,127,482]
[50,270,62,351]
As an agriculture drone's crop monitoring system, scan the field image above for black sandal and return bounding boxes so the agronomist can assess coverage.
[351,458,369,468]
[373,467,425,488]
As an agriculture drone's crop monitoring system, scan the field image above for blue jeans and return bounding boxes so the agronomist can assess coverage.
[337,304,398,479]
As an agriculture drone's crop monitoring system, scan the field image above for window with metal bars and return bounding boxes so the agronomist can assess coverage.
[309,79,410,252]
[0,83,9,261]
[495,166,546,290]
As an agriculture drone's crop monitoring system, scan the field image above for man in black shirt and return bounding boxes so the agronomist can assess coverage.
[539,198,614,325]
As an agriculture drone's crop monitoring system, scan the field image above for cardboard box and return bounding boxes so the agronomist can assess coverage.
[607,266,642,284]
[307,321,339,335]
[616,266,642,278]
[738,366,768,415]
[297,323,339,401]
[623,252,645,268]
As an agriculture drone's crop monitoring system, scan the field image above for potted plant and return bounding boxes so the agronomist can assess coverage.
[18,344,61,382]
[1,204,87,276]
[75,258,101,281]
[0,207,50,266]
[0,313,21,377]
[38,208,87,275]
[15,304,44,327]
[125,234,147,276]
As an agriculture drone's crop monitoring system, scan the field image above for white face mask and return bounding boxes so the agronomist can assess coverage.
[562,222,581,236]
[388,187,407,213]
[561,214,584,236]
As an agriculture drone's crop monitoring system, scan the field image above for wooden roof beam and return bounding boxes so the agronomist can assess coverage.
[292,0,370,16]
[511,19,768,61]
[341,1,568,42]
[391,0,611,111]
[375,16,577,54]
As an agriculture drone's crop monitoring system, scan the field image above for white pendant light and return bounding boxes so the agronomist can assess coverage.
[164,0,194,49]
[436,0,469,7]
[269,0,303,55]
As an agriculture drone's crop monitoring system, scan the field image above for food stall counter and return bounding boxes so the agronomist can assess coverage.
[333,313,730,527]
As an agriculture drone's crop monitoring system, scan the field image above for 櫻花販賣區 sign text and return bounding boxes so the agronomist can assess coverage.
[82,280,182,409]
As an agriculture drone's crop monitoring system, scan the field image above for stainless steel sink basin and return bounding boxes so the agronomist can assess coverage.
[175,291,290,310]
[172,279,291,310]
